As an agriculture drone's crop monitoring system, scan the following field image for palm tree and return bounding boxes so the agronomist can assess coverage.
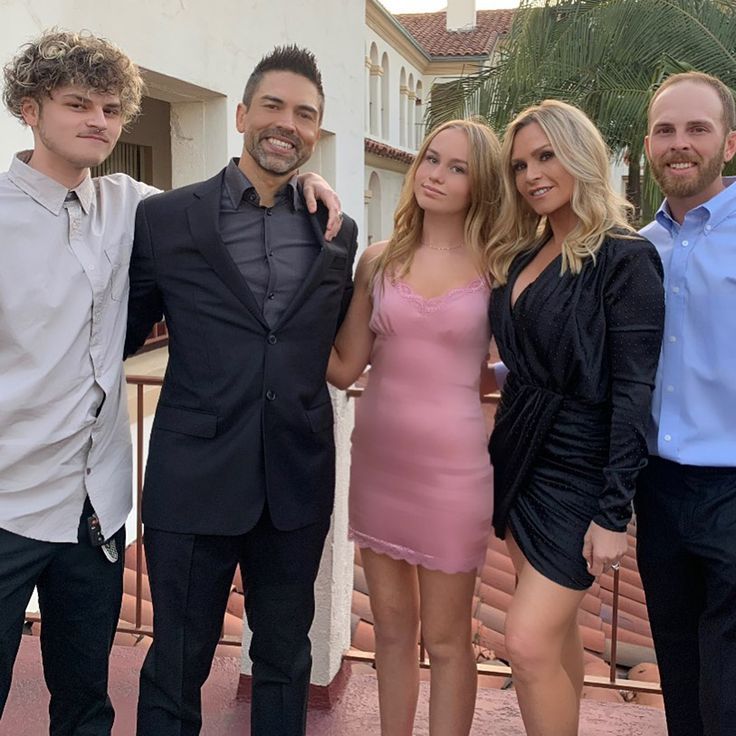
[426,0,736,220]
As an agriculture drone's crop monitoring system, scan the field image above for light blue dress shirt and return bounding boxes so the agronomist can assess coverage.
[640,179,736,467]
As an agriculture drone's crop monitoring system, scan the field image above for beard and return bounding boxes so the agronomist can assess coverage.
[650,146,725,199]
[243,127,309,176]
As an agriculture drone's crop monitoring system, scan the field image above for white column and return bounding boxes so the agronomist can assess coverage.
[408,91,416,150]
[240,387,355,686]
[399,85,408,147]
[365,56,372,134]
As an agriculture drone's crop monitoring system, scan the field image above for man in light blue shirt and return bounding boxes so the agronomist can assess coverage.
[637,71,736,736]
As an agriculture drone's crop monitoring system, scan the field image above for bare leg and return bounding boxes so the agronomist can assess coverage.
[361,549,421,736]
[418,566,478,736]
[504,534,586,736]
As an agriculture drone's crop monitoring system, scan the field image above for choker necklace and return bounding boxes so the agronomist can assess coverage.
[421,242,464,251]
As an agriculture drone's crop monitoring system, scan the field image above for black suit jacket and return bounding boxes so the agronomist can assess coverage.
[125,168,358,535]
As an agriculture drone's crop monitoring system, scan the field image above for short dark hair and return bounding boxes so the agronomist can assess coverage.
[3,28,144,124]
[242,45,324,119]
[648,71,736,132]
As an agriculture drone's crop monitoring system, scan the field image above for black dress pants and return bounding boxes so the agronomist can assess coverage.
[636,456,736,736]
[0,500,125,736]
[136,506,331,736]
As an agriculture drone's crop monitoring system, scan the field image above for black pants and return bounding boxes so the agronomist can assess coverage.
[636,456,736,736]
[0,500,125,736]
[136,507,330,736]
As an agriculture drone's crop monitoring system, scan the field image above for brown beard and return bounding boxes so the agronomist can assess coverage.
[650,145,725,199]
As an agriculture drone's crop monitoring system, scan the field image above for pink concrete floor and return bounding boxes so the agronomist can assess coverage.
[4,637,666,735]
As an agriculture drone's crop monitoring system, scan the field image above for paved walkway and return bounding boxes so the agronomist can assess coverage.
[5,637,667,735]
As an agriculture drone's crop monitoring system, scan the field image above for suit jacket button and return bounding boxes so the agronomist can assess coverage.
[267,334,277,344]
[266,390,277,401]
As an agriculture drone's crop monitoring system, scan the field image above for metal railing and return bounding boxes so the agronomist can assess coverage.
[344,384,661,696]
[122,374,240,647]
[118,376,661,692]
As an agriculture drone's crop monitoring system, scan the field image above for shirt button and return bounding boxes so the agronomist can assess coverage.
[268,292,275,300]
[266,390,277,401]
[669,335,677,343]
[266,208,272,216]
[267,334,277,344]
[89,264,96,271]
[666,385,674,392]
[705,224,712,232]
[86,468,92,475]
[681,240,689,247]
[664,434,672,442]
[672,286,680,294]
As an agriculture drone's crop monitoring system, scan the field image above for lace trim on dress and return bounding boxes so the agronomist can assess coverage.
[392,277,487,314]
[348,526,483,574]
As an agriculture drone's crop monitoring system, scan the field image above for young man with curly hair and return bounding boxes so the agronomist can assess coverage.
[0,28,156,735]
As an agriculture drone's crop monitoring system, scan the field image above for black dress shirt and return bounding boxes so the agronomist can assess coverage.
[219,159,320,326]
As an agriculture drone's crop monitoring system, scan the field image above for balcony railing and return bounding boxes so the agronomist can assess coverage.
[26,373,661,696]
[343,384,661,695]
[123,374,240,647]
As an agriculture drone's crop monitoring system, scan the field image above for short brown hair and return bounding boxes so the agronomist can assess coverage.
[3,28,144,124]
[648,71,736,132]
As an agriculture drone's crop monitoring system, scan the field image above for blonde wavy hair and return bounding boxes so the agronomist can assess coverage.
[3,28,144,125]
[486,100,634,285]
[370,118,502,287]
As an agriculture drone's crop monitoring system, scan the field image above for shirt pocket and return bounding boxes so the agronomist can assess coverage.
[104,245,130,302]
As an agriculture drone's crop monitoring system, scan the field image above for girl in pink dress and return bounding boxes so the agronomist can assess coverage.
[328,119,501,736]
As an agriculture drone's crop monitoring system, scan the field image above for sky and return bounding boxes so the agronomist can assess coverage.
[381,0,520,12]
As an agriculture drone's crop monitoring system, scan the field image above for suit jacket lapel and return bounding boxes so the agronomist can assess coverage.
[185,171,269,330]
[273,208,342,330]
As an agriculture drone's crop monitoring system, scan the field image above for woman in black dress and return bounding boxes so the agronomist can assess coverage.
[486,100,665,735]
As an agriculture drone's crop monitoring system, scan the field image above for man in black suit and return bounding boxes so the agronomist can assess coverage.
[125,46,358,736]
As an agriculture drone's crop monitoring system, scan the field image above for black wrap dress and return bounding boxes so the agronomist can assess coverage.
[489,233,665,589]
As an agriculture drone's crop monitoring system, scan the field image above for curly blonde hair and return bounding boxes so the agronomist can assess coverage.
[370,118,502,287]
[3,28,144,124]
[487,100,634,285]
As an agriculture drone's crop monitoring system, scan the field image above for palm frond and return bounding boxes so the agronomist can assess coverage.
[425,0,736,219]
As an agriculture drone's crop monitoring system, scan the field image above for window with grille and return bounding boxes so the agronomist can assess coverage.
[90,141,152,181]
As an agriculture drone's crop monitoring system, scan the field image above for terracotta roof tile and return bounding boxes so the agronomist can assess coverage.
[365,138,416,164]
[395,9,515,58]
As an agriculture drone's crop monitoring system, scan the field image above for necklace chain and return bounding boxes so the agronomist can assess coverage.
[421,242,464,251]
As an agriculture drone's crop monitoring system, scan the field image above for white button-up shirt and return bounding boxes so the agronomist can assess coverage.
[1,151,157,542]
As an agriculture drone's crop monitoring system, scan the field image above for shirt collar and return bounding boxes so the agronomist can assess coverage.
[7,151,95,215]
[655,175,736,234]
[224,158,301,211]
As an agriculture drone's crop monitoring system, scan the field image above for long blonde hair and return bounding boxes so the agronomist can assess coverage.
[370,118,502,287]
[486,100,634,285]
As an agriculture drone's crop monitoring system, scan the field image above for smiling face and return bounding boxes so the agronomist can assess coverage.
[236,70,321,178]
[20,84,123,180]
[646,80,736,206]
[412,126,471,217]
[510,121,575,224]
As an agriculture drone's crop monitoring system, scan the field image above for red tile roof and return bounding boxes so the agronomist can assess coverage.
[365,138,416,164]
[395,9,515,58]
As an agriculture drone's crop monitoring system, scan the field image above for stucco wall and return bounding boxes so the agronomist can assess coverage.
[0,0,365,231]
